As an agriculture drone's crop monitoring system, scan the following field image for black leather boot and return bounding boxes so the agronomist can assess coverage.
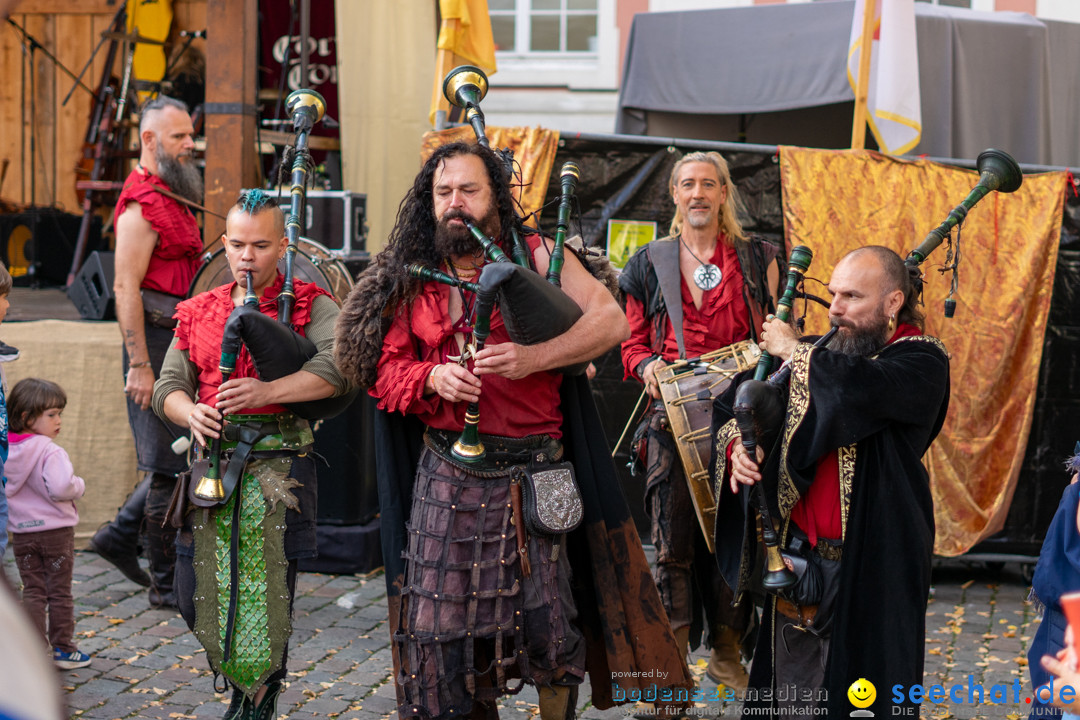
[248,682,282,720]
[146,474,179,608]
[89,475,151,586]
[145,520,178,608]
[222,686,247,720]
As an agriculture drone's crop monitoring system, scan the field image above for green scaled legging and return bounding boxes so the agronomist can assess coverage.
[192,456,294,698]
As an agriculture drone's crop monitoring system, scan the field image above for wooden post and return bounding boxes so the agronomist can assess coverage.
[850,0,877,150]
[202,0,258,247]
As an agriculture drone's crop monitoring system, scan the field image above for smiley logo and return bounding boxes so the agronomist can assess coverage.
[847,678,876,709]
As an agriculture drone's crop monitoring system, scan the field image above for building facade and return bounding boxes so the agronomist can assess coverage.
[482,0,1080,133]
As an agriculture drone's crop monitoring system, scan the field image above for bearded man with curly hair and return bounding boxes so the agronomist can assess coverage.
[336,141,692,720]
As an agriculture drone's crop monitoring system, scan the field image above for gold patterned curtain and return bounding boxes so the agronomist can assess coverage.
[779,147,1067,556]
[420,126,561,222]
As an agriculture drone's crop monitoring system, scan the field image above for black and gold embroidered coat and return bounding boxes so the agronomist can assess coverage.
[711,333,950,717]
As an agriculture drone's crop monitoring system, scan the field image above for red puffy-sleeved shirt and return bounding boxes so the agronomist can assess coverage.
[371,272,563,439]
[115,169,203,297]
[621,239,751,381]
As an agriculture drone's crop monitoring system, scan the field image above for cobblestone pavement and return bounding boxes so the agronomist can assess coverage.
[1,552,1046,720]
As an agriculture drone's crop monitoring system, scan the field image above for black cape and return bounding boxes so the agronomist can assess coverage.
[374,374,693,714]
[712,334,950,716]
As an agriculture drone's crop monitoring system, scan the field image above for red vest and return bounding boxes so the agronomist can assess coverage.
[174,273,331,411]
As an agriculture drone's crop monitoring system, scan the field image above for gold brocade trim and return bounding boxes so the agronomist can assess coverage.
[714,419,757,599]
[880,334,949,359]
[838,444,856,542]
[778,342,814,518]
[713,419,741,498]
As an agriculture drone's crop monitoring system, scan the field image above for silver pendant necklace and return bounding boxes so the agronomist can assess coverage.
[680,236,722,291]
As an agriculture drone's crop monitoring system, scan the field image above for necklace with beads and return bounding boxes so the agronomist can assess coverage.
[445,260,478,334]
[680,236,722,291]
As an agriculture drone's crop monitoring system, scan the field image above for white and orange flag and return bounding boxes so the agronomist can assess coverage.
[847,0,922,155]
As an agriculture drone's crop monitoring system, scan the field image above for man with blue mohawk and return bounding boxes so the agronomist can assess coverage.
[153,189,352,719]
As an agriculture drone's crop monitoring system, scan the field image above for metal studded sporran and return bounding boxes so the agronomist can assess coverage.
[513,463,584,535]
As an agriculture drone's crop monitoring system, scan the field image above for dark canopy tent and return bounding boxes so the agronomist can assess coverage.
[615,1,1080,168]
[531,132,1080,558]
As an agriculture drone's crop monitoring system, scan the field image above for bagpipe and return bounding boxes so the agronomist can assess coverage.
[728,148,1024,592]
[410,66,589,464]
[191,88,358,503]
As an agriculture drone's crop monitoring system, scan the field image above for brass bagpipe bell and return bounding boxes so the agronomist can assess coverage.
[443,65,491,148]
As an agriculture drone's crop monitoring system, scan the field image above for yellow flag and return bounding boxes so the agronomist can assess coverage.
[431,0,497,126]
[127,0,174,104]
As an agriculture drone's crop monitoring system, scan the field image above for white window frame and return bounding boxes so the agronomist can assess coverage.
[489,0,618,90]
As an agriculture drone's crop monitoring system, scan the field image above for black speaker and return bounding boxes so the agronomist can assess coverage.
[67,251,116,321]
[244,189,367,254]
[0,209,104,286]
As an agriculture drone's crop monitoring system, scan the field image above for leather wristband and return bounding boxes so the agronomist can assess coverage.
[636,355,659,381]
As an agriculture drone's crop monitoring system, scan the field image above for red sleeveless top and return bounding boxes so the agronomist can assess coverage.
[174,273,331,412]
[115,169,203,297]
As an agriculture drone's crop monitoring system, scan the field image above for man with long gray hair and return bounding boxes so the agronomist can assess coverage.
[89,96,204,609]
[619,151,780,690]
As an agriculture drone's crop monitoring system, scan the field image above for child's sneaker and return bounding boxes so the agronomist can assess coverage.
[0,340,19,362]
[53,648,92,669]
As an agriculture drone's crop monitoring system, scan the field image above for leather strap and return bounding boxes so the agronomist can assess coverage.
[147,182,227,219]
[220,423,263,502]
[775,596,819,627]
[510,473,531,578]
[648,237,686,359]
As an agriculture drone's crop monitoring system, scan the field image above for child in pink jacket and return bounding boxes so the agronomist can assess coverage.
[5,378,91,670]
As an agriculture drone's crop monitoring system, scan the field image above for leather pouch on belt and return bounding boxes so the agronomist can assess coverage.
[141,288,183,329]
[165,468,192,529]
[512,460,584,536]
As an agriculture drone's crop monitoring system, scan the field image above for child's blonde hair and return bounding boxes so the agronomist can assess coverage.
[9,378,66,433]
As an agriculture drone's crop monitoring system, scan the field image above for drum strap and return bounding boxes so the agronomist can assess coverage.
[648,237,686,360]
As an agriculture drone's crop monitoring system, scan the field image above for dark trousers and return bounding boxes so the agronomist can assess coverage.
[175,552,298,686]
[12,527,77,652]
[773,612,829,711]
[645,405,747,639]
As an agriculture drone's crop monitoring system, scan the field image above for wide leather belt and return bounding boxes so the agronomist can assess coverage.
[217,412,312,453]
[424,427,563,477]
[775,597,819,627]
